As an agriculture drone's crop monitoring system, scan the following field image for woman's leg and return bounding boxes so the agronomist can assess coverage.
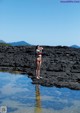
[37,63,40,78]
[36,61,41,79]
[36,69,38,78]
[36,61,40,78]
[37,61,42,78]
[36,62,38,76]
[38,61,41,78]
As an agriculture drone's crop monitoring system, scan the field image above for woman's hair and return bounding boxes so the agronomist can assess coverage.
[36,45,39,49]
[35,45,38,56]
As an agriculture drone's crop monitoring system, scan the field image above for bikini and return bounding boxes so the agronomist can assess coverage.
[36,49,42,63]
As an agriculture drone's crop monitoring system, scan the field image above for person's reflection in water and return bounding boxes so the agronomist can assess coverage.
[34,85,42,113]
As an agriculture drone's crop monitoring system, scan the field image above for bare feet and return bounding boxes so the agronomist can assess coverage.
[36,76,40,79]
[36,76,43,79]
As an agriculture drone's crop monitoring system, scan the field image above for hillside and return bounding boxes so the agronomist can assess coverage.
[70,45,80,48]
[0,40,31,46]
[0,43,11,46]
[8,41,31,46]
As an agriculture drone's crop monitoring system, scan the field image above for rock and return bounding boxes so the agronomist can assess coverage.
[0,45,80,90]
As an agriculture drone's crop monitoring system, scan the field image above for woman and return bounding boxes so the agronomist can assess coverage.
[36,45,43,79]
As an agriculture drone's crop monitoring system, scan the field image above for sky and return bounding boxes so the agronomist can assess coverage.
[0,0,80,46]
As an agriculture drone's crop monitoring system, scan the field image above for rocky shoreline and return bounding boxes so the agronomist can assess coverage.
[0,45,80,90]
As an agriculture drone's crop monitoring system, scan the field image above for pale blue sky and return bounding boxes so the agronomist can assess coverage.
[0,0,80,46]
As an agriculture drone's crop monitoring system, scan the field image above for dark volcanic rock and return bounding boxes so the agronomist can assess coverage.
[0,45,80,90]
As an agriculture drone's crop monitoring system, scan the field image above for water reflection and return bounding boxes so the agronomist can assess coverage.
[35,85,41,113]
[0,71,80,113]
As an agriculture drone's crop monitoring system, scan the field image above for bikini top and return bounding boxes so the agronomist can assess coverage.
[36,49,42,55]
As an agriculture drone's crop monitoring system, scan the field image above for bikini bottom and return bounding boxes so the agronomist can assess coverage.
[36,59,41,63]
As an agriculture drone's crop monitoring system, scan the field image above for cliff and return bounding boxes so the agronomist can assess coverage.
[0,45,80,90]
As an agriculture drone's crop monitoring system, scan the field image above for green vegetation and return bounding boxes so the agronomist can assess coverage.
[0,43,11,46]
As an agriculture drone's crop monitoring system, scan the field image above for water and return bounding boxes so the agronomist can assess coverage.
[0,72,80,113]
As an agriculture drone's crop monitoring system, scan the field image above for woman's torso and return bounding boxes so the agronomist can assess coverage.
[36,49,42,61]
